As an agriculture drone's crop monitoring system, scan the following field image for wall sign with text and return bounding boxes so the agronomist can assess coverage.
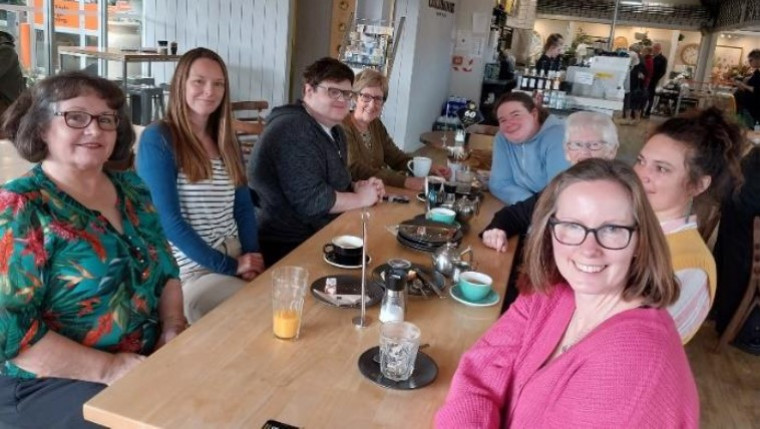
[429,0,455,17]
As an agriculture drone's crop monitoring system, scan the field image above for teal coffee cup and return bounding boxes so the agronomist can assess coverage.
[458,271,493,301]
[426,207,456,224]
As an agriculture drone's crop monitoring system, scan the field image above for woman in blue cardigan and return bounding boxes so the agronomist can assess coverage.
[137,48,264,323]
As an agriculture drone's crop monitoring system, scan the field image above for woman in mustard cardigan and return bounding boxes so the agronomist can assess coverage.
[342,69,449,191]
[634,107,745,343]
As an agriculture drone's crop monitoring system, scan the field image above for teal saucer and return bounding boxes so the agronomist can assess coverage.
[449,285,500,307]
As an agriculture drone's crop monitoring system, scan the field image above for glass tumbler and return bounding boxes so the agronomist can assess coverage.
[272,266,309,340]
[379,321,421,381]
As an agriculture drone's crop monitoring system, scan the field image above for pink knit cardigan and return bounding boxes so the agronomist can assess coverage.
[435,283,699,428]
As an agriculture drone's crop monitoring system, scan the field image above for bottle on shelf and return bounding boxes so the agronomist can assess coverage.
[545,90,553,108]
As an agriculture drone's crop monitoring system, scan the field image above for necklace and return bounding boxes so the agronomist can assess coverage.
[560,305,616,354]
[360,130,372,150]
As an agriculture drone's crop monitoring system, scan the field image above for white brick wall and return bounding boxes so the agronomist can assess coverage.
[142,0,292,107]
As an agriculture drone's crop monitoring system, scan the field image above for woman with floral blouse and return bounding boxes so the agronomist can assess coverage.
[0,72,185,428]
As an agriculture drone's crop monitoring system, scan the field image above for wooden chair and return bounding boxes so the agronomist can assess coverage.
[231,100,268,162]
[715,216,760,352]
[231,100,268,125]
[697,203,721,251]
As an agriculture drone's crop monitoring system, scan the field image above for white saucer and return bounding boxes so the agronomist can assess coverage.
[449,285,500,307]
[323,253,371,270]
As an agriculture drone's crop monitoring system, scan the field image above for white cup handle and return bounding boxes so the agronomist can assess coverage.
[407,160,414,174]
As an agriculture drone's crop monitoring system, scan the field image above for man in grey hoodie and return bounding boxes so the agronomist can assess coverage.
[0,31,25,124]
[248,57,384,265]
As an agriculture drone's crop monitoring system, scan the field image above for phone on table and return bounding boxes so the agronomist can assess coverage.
[383,194,410,204]
[262,420,299,429]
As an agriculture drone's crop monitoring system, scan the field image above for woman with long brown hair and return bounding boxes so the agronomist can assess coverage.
[137,47,264,323]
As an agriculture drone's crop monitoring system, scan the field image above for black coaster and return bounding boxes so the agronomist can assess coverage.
[357,346,438,390]
[310,275,383,309]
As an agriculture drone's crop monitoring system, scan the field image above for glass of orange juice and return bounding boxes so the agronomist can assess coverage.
[272,266,309,340]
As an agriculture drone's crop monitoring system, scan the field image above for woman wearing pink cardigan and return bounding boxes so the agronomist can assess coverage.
[436,159,699,428]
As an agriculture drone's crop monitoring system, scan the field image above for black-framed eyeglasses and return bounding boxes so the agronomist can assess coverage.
[548,216,637,250]
[53,111,119,131]
[565,141,607,152]
[316,85,355,101]
[357,92,385,104]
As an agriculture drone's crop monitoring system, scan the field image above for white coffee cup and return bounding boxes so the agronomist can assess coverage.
[407,156,432,178]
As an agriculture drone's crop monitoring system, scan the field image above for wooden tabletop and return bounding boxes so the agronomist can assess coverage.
[418,131,495,171]
[83,187,516,428]
[418,131,493,151]
[58,46,182,62]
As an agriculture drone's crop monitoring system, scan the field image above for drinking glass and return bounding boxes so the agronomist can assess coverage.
[272,266,309,340]
[379,321,421,381]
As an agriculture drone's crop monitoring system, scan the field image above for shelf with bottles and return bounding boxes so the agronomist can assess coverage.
[338,17,405,76]
[514,68,570,111]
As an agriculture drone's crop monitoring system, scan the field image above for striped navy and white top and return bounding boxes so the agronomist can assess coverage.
[173,158,238,277]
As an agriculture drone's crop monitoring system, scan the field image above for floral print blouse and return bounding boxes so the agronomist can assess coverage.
[0,165,179,378]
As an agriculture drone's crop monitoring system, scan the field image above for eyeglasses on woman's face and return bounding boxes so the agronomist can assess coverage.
[317,85,355,101]
[53,111,119,131]
[565,141,607,152]
[548,216,637,250]
[356,92,385,105]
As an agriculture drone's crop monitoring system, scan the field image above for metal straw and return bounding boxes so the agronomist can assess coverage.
[353,208,371,328]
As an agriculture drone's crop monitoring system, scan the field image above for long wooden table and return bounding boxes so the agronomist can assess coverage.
[83,187,516,428]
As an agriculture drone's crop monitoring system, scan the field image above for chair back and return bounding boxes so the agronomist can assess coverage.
[231,100,269,163]
[715,216,760,352]
[697,203,721,251]
[231,100,269,124]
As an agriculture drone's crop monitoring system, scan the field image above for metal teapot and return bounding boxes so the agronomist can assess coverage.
[431,242,473,277]
[454,194,479,224]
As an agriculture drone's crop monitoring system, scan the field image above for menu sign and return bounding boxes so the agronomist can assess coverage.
[34,0,98,31]
[429,0,455,14]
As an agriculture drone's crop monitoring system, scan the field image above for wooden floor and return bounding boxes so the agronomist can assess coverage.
[3,118,760,426]
[687,323,760,428]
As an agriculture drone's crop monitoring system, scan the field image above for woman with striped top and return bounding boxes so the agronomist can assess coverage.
[137,48,264,323]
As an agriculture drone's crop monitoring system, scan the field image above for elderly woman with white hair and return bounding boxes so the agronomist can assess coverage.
[481,111,619,252]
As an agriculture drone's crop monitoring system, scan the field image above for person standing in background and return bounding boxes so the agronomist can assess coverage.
[639,46,654,119]
[0,31,25,125]
[536,34,565,75]
[644,43,668,118]
[734,49,760,128]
